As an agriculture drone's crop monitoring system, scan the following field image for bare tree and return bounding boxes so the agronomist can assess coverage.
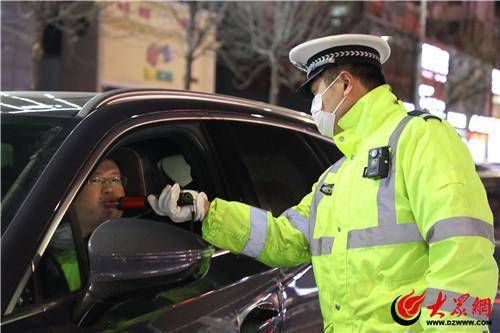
[442,31,498,119]
[130,1,227,90]
[218,2,361,104]
[2,1,104,90]
[446,51,493,120]
[425,1,500,117]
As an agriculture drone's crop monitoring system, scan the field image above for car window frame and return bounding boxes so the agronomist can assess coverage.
[3,112,215,320]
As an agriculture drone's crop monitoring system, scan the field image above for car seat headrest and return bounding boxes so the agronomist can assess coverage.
[158,154,193,187]
[107,147,147,197]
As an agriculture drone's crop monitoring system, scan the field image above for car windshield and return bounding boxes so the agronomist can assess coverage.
[1,114,76,233]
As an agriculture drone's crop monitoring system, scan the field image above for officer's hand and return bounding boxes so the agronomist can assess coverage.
[147,183,208,222]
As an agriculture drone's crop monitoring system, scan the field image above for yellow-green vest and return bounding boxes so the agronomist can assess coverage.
[53,247,81,292]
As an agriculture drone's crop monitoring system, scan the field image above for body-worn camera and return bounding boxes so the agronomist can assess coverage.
[363,146,391,179]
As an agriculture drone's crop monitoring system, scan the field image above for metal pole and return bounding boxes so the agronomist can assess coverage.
[414,0,427,107]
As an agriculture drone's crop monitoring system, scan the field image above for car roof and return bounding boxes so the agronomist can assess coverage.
[0,91,97,117]
[1,89,314,126]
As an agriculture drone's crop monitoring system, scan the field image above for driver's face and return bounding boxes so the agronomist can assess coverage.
[74,160,125,238]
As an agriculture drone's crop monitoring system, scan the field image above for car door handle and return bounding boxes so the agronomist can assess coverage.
[241,302,281,333]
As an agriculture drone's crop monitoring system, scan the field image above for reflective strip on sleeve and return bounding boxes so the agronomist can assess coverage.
[311,236,334,256]
[426,217,494,244]
[241,207,268,258]
[281,208,309,241]
[423,288,492,321]
[347,116,424,248]
[308,157,345,243]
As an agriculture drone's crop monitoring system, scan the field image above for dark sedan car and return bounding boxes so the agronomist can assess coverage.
[1,90,344,332]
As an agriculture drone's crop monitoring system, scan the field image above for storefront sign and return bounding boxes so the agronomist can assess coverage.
[98,2,215,92]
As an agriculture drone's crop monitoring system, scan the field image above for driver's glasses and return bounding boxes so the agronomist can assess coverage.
[87,176,127,186]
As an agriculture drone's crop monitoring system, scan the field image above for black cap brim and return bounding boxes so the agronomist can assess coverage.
[296,67,326,99]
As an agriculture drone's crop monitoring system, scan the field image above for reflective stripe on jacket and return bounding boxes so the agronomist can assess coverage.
[202,84,497,332]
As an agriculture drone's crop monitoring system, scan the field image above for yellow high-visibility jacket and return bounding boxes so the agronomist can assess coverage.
[202,84,498,332]
[53,247,81,292]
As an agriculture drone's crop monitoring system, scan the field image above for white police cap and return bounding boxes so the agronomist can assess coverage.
[289,34,391,96]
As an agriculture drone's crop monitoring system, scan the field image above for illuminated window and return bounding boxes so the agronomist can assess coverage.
[492,69,500,95]
[446,111,467,129]
[421,43,449,76]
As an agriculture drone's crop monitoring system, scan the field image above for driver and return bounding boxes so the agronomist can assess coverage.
[50,159,125,292]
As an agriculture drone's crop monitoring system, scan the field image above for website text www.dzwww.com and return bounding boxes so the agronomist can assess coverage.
[426,319,491,326]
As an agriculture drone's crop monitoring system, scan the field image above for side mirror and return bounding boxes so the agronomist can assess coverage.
[74,218,213,326]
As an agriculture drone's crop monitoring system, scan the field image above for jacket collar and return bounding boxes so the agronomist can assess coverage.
[333,84,402,158]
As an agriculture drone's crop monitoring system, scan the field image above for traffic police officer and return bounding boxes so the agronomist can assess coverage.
[149,34,497,332]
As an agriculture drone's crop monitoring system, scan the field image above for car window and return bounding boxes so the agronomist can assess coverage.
[1,114,75,233]
[34,137,199,304]
[13,134,205,314]
[1,116,62,198]
[305,135,343,166]
[81,121,274,330]
[115,125,218,236]
[223,121,325,215]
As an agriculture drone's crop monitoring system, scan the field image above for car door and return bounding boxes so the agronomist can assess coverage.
[1,109,280,333]
[202,118,343,332]
[66,116,284,332]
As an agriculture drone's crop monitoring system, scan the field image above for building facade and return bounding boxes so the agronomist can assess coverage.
[1,1,216,93]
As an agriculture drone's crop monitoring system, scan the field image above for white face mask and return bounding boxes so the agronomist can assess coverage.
[310,74,347,138]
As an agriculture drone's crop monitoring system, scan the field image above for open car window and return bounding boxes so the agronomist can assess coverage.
[80,120,274,330]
